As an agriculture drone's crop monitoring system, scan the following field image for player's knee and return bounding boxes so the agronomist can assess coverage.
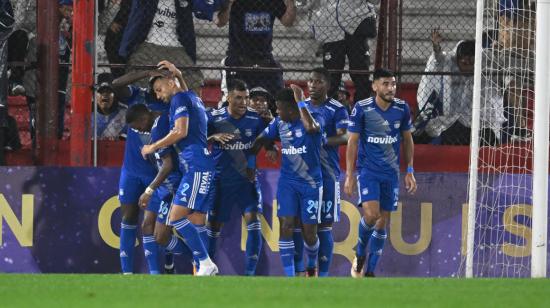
[141,219,155,235]
[279,218,294,238]
[121,204,139,224]
[303,231,318,246]
[188,212,206,225]
[207,221,223,232]
[244,212,260,224]
[364,209,381,224]
[154,226,171,246]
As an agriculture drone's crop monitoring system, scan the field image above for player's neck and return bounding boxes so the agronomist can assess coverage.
[375,96,392,111]
[310,95,328,106]
[227,107,244,120]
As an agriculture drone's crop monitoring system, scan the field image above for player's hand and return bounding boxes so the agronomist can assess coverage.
[210,133,235,144]
[149,69,172,79]
[110,22,122,33]
[138,192,151,209]
[141,144,156,159]
[157,60,181,76]
[344,175,357,196]
[246,167,256,183]
[289,84,305,103]
[265,148,279,163]
[259,109,274,123]
[405,173,417,194]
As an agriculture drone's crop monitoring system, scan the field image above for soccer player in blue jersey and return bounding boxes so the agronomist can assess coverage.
[344,68,417,278]
[125,104,194,274]
[141,72,218,276]
[111,68,174,274]
[206,79,267,275]
[251,87,324,277]
[304,67,349,277]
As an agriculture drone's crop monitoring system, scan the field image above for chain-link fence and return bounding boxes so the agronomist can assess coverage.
[3,0,538,162]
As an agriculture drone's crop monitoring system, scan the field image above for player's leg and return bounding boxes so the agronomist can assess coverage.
[365,178,398,277]
[293,218,305,276]
[318,180,340,277]
[277,180,299,277]
[142,209,160,274]
[206,180,226,258]
[169,171,217,276]
[243,212,262,276]
[351,173,380,277]
[301,185,323,277]
[118,171,144,274]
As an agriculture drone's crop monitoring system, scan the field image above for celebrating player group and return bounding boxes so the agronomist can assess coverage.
[116,60,417,277]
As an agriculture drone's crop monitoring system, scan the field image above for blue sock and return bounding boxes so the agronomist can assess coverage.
[120,222,137,274]
[356,217,375,257]
[142,235,160,274]
[206,227,220,258]
[245,220,262,276]
[317,227,334,277]
[195,224,209,255]
[304,237,320,270]
[165,235,193,259]
[367,229,387,274]
[171,218,208,261]
[279,238,295,277]
[293,229,305,273]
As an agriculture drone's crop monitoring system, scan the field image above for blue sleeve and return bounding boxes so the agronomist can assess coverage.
[152,115,172,158]
[262,118,280,140]
[347,104,363,133]
[334,106,350,130]
[172,94,190,121]
[121,85,143,106]
[401,103,413,132]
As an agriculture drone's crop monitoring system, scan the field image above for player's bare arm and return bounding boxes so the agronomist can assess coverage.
[344,132,360,196]
[290,84,320,134]
[402,130,417,194]
[138,154,175,209]
[142,117,188,158]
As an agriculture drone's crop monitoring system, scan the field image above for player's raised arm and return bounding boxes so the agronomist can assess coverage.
[290,84,320,134]
[112,69,171,100]
[402,130,417,194]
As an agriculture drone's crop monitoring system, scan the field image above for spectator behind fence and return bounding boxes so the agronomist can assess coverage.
[216,0,296,100]
[248,86,274,123]
[309,0,377,102]
[414,29,505,145]
[58,0,73,139]
[336,80,352,113]
[0,0,13,165]
[99,0,132,78]
[92,73,128,141]
[119,0,219,92]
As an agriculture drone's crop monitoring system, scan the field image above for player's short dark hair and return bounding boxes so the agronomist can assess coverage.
[126,104,150,124]
[275,88,298,111]
[456,40,475,59]
[311,67,331,85]
[227,79,248,93]
[373,68,396,80]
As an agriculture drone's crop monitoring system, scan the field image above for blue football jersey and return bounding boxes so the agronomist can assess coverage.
[306,98,349,182]
[208,107,267,182]
[348,97,412,177]
[169,91,212,172]
[150,112,183,193]
[262,115,324,188]
[121,86,170,177]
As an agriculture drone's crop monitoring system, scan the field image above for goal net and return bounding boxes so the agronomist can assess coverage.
[460,0,538,277]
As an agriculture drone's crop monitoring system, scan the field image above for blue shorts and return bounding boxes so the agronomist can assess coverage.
[154,186,175,225]
[320,179,341,223]
[172,169,215,213]
[357,171,399,212]
[118,169,154,205]
[276,180,323,225]
[209,180,263,223]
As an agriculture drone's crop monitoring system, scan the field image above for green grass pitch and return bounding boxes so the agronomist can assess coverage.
[1,274,549,307]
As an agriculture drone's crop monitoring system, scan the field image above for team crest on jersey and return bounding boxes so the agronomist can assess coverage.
[294,129,303,138]
[362,188,368,195]
[394,122,401,129]
[244,129,253,137]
